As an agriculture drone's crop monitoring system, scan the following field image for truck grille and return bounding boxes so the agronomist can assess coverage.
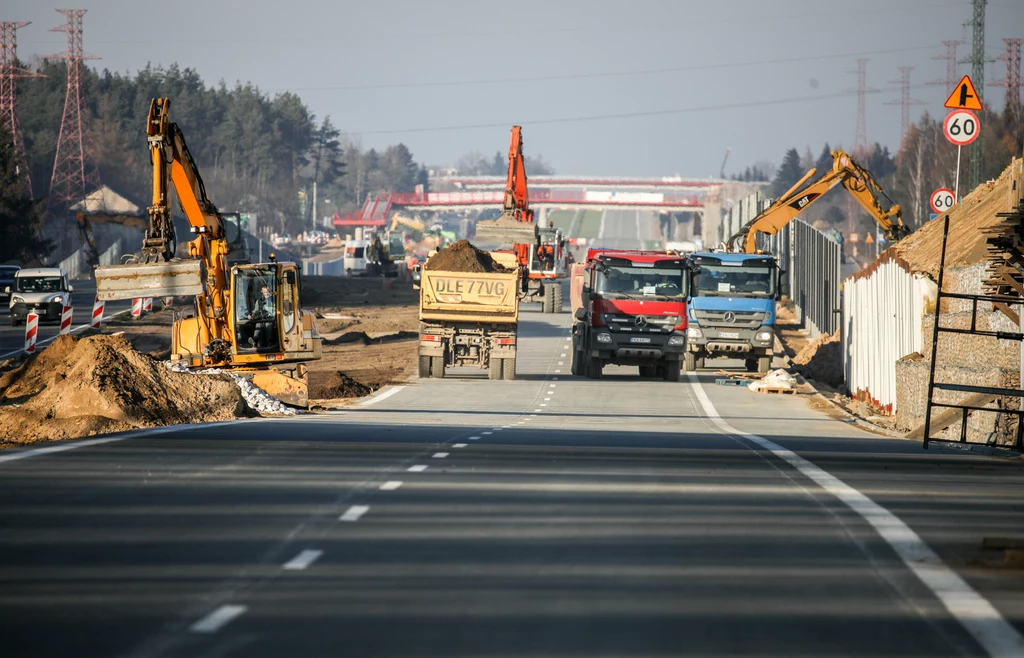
[693,310,765,328]
[604,314,678,333]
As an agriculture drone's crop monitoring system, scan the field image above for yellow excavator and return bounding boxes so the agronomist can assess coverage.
[94,98,321,406]
[729,150,908,253]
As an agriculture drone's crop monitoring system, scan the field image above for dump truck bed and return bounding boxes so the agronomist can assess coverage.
[419,267,519,324]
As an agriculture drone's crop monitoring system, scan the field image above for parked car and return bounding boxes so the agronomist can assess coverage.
[7,267,74,326]
[0,265,20,303]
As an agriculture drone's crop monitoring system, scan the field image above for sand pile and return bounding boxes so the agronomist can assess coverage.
[887,159,1020,279]
[424,240,513,273]
[792,331,843,388]
[0,334,248,445]
[309,371,372,399]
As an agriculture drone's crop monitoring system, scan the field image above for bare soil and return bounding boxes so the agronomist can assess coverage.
[0,334,248,446]
[424,240,513,273]
[792,331,843,389]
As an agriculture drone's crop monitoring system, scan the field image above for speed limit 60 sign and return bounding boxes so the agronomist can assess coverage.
[930,188,955,214]
[944,110,980,146]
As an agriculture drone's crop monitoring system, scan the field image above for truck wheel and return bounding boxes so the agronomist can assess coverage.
[744,358,757,372]
[431,356,445,378]
[585,356,603,380]
[683,353,696,372]
[663,360,681,382]
[488,358,502,381]
[696,355,705,369]
[542,285,554,313]
[758,355,772,375]
[418,355,431,378]
[551,284,563,313]
[502,357,517,381]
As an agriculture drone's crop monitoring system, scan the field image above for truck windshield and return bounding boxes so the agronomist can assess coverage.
[15,276,63,293]
[596,265,685,300]
[693,265,774,297]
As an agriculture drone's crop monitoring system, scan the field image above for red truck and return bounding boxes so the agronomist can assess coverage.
[570,249,688,381]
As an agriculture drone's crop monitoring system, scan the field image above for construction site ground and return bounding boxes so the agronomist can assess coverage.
[0,276,420,445]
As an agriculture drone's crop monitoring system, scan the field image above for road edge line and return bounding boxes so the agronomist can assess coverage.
[358,385,406,406]
[686,373,1024,658]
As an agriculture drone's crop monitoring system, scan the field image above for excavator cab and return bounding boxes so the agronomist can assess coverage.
[229,263,304,356]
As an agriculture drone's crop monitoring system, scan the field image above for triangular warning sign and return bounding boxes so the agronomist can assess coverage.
[944,75,984,111]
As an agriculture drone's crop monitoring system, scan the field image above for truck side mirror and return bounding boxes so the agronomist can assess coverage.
[581,285,591,296]
[286,271,296,286]
[778,273,789,300]
[574,308,587,321]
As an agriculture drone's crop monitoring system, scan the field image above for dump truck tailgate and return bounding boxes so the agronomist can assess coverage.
[419,269,519,323]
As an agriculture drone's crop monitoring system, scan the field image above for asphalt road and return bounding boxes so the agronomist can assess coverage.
[592,209,661,250]
[0,279,135,357]
[1,295,1024,656]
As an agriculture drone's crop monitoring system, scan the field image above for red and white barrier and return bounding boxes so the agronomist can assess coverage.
[143,298,153,312]
[91,296,105,328]
[59,305,74,335]
[163,296,173,307]
[24,312,38,354]
[131,298,143,318]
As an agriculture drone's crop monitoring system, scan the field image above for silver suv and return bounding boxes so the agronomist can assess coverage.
[7,268,74,326]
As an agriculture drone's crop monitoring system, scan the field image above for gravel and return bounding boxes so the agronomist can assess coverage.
[162,361,297,416]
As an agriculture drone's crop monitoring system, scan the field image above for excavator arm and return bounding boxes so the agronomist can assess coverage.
[473,126,538,246]
[729,150,908,253]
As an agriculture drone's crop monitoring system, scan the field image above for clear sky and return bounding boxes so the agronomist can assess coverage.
[7,0,1024,177]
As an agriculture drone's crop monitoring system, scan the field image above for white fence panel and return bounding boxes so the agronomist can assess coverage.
[842,259,935,413]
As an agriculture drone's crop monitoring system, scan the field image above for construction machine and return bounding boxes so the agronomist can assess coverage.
[474,126,567,312]
[75,211,148,268]
[93,98,321,406]
[728,150,908,253]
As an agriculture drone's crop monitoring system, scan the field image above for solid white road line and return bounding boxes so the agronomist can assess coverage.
[190,605,248,633]
[686,373,1024,658]
[358,386,406,406]
[339,505,370,521]
[379,481,403,490]
[407,465,428,472]
[453,443,467,448]
[432,452,449,458]
[283,549,323,570]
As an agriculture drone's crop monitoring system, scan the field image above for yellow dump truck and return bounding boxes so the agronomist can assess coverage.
[418,253,520,380]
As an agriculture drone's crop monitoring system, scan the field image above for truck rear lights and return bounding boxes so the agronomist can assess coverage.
[420,334,441,342]
[667,336,685,346]
[496,337,516,345]
[596,333,612,344]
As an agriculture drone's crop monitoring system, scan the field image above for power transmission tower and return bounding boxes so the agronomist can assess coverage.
[989,38,1022,126]
[845,58,878,155]
[885,67,926,147]
[928,40,964,90]
[961,0,991,188]
[0,21,43,197]
[46,8,99,216]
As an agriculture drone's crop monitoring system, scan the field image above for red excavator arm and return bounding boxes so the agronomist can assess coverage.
[474,126,539,247]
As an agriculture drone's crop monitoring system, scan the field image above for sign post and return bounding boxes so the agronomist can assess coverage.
[942,75,984,205]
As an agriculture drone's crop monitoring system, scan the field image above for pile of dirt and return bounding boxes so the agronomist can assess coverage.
[885,158,1020,279]
[792,330,843,389]
[0,334,248,445]
[424,240,513,273]
[309,370,372,399]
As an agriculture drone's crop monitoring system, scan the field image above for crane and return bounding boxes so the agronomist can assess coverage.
[94,98,321,406]
[728,150,908,253]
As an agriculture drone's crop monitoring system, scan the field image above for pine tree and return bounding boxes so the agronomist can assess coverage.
[0,123,50,264]
[771,148,803,197]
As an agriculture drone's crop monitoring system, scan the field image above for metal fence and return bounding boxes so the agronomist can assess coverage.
[842,258,935,413]
[715,191,770,248]
[769,219,842,339]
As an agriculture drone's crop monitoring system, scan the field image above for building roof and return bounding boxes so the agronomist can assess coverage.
[70,185,140,214]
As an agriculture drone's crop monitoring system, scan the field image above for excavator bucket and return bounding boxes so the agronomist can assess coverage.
[473,215,538,247]
[251,369,309,408]
[94,260,204,301]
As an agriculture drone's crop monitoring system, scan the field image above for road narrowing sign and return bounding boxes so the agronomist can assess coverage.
[930,188,956,214]
[943,110,980,146]
[944,74,984,111]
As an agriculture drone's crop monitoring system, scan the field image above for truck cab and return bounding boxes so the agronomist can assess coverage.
[571,250,688,381]
[684,252,781,374]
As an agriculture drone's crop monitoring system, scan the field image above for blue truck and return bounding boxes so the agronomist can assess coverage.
[684,252,783,374]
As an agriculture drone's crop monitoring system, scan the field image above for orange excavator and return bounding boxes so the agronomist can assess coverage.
[474,126,568,313]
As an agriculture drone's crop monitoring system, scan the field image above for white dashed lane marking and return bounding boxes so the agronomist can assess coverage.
[379,481,403,491]
[190,605,248,633]
[433,452,449,459]
[408,465,428,472]
[340,505,370,522]
[453,443,467,448]
[283,549,323,571]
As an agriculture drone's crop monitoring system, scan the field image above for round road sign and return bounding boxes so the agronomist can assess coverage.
[943,110,981,146]
[930,188,956,214]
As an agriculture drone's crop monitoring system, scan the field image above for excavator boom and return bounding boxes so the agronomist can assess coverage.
[473,126,539,246]
[728,150,908,253]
